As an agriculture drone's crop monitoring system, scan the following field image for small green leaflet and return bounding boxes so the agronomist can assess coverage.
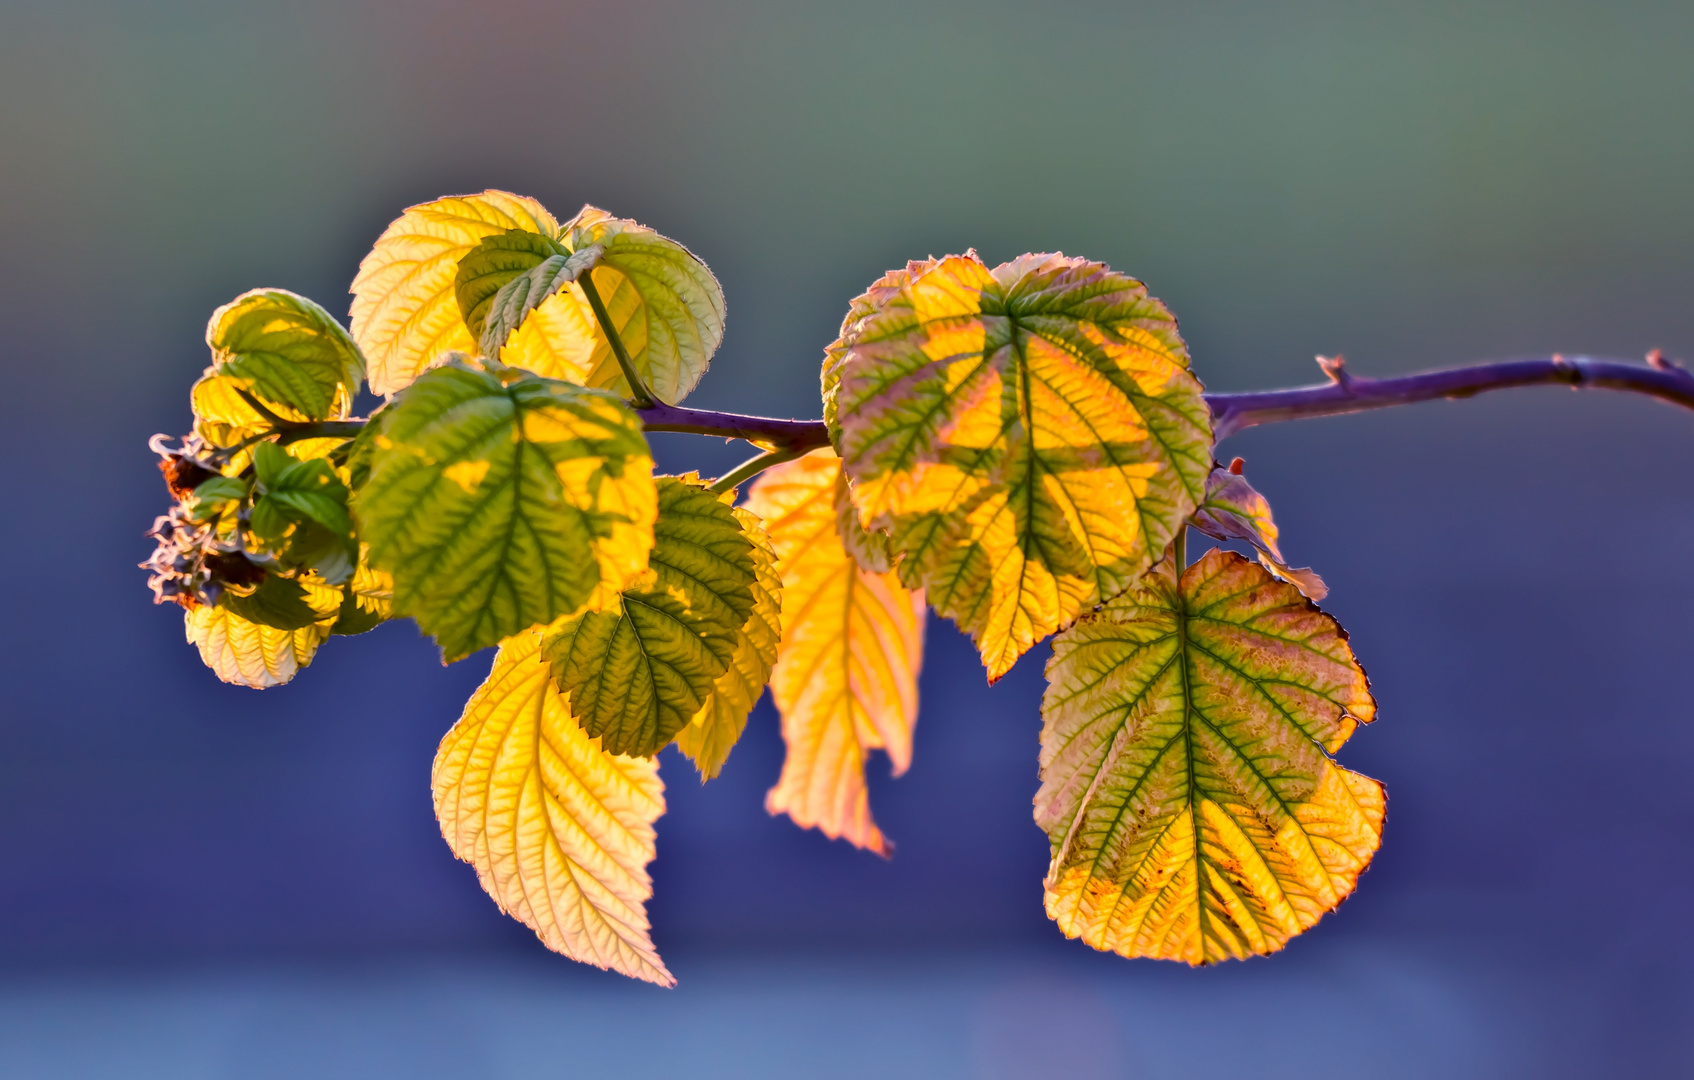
[1036,546,1382,964]
[186,476,250,522]
[192,289,364,447]
[479,244,607,363]
[249,441,357,584]
[454,229,567,343]
[543,477,757,758]
[354,358,656,663]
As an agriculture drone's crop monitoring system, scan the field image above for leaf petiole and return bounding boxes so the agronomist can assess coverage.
[708,444,811,494]
[576,272,657,409]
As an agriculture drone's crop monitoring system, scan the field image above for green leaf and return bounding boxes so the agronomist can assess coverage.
[331,558,393,636]
[830,252,1213,680]
[185,603,334,688]
[476,243,607,365]
[542,476,757,758]
[219,572,334,631]
[249,442,357,583]
[353,358,656,663]
[1190,463,1328,600]
[675,501,782,780]
[454,228,568,342]
[1036,545,1382,964]
[192,289,364,447]
[185,475,251,522]
[350,190,560,395]
[434,630,673,985]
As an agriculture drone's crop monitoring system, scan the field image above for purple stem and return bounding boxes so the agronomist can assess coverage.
[637,354,1694,450]
[1206,354,1694,440]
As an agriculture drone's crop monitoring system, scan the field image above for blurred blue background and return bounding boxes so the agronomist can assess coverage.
[1,1,1691,1076]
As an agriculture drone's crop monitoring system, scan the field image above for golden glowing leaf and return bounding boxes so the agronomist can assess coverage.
[542,477,757,758]
[354,359,656,663]
[1190,463,1327,600]
[192,288,364,448]
[185,603,333,688]
[350,191,558,395]
[675,503,782,780]
[746,452,925,855]
[433,631,673,986]
[1036,546,1382,964]
[831,252,1213,681]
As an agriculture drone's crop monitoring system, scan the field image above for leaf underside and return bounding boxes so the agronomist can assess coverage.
[543,477,758,758]
[185,603,333,688]
[354,360,656,662]
[1037,547,1382,964]
[1190,465,1328,601]
[746,452,925,855]
[433,630,673,986]
[830,252,1212,681]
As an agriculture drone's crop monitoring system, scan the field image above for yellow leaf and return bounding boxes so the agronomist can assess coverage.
[433,631,673,986]
[185,603,333,688]
[1037,545,1381,964]
[745,452,925,855]
[350,191,558,395]
[675,504,782,780]
[830,252,1212,680]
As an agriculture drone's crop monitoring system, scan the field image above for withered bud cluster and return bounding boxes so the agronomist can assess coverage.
[141,434,264,609]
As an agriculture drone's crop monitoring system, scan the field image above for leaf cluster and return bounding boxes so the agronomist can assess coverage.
[146,190,1382,982]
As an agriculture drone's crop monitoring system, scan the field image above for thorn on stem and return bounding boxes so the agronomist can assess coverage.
[1227,457,1245,475]
[1551,353,1581,387]
[1646,349,1688,376]
[1316,355,1351,387]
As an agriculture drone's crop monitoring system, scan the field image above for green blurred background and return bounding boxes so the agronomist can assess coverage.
[1,1,1690,1076]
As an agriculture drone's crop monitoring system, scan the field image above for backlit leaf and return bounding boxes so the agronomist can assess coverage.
[746,452,925,855]
[1036,546,1382,964]
[331,557,393,636]
[542,477,757,758]
[219,572,333,631]
[832,464,892,574]
[185,602,333,688]
[192,289,363,447]
[433,630,672,986]
[478,244,607,369]
[549,206,726,404]
[1190,464,1328,601]
[350,191,559,395]
[831,252,1212,680]
[675,502,782,780]
[354,359,656,663]
[249,442,357,583]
